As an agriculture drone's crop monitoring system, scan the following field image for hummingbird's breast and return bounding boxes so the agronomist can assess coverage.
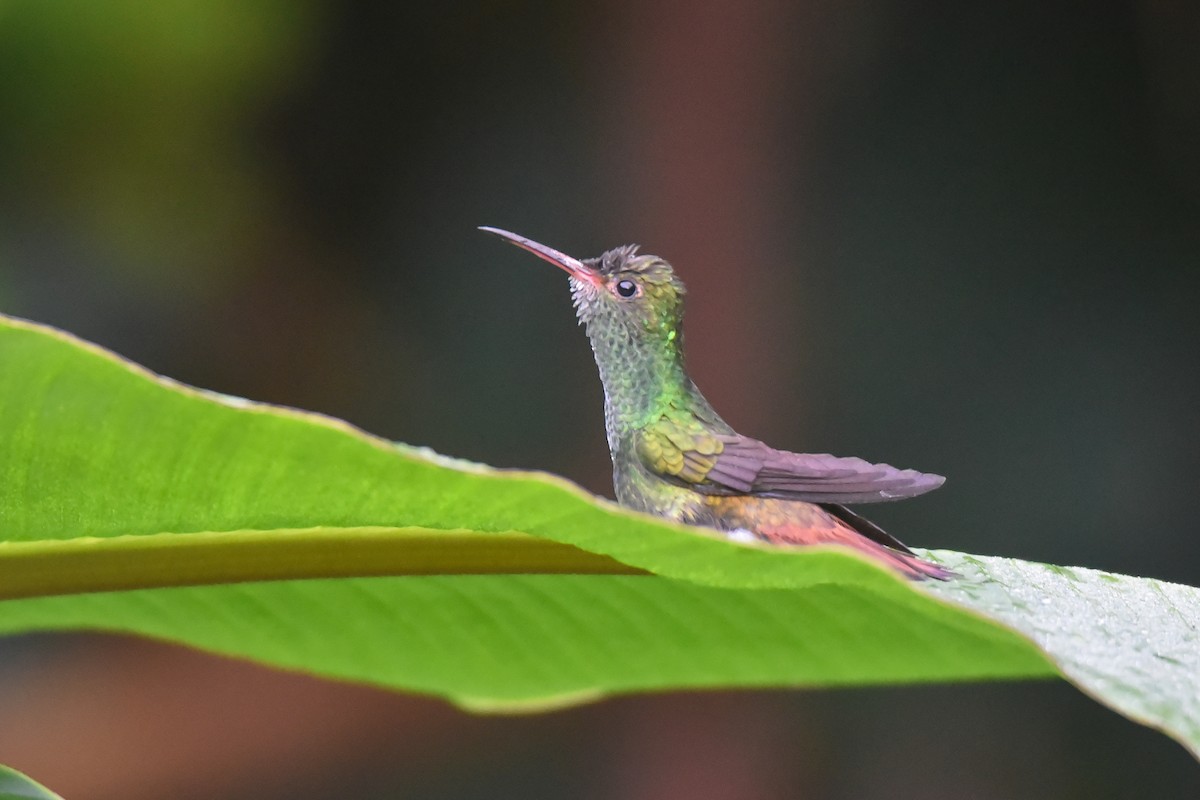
[585,312,730,523]
[609,438,709,523]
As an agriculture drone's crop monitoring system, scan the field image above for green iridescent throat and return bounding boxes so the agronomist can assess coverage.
[570,270,728,513]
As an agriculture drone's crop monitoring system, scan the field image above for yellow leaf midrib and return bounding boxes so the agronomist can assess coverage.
[0,527,648,601]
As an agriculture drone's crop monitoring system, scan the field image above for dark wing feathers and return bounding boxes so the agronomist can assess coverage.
[819,502,917,554]
[709,434,944,503]
[702,450,759,491]
[638,419,944,504]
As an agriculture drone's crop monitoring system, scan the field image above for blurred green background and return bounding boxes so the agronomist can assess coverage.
[0,1,1197,797]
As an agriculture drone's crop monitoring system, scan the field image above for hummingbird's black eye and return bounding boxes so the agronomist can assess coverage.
[615,279,640,298]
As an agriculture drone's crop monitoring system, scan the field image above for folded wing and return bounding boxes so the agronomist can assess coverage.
[637,421,944,505]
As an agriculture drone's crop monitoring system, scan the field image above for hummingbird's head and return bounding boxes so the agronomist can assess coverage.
[480,227,686,351]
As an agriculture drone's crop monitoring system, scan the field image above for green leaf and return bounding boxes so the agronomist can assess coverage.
[0,765,64,800]
[0,314,1196,759]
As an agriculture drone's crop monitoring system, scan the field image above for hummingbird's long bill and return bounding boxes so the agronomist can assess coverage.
[479,227,603,286]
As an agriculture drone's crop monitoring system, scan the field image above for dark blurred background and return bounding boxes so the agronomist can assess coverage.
[1,1,1198,797]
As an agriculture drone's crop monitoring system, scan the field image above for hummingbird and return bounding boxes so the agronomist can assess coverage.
[481,227,951,580]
